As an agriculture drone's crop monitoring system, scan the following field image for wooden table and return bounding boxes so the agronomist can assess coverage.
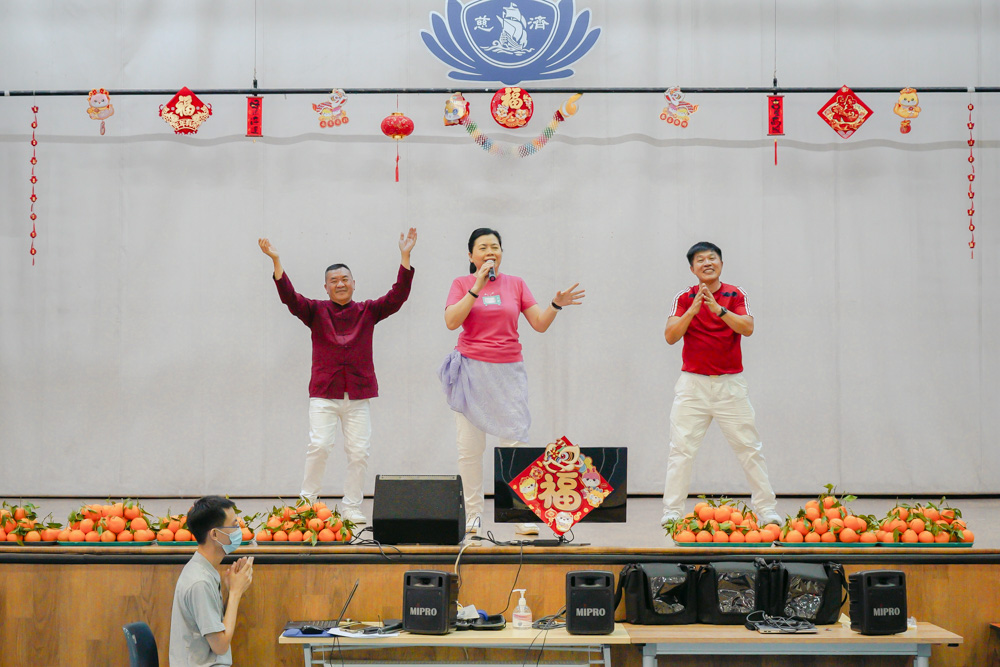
[626,621,962,667]
[279,624,631,667]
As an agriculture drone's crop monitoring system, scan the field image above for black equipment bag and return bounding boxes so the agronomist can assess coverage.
[615,563,698,625]
[780,561,847,624]
[697,561,763,624]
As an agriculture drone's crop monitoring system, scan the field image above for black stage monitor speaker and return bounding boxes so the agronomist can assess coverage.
[849,570,907,635]
[403,570,459,635]
[566,570,615,635]
[373,475,465,545]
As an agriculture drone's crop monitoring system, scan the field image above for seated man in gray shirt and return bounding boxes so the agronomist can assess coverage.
[170,496,254,667]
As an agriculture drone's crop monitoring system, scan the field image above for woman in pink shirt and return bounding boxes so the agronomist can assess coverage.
[440,228,585,534]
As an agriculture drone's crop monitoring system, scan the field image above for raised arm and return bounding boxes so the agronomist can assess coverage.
[399,227,417,270]
[444,261,492,330]
[258,238,283,279]
[522,283,586,333]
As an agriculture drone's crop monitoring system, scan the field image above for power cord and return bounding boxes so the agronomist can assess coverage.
[532,606,566,630]
[744,610,817,633]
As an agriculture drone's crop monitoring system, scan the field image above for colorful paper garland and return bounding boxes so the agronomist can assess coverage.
[460,94,581,158]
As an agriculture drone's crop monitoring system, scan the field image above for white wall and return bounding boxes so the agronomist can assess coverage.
[1,1,997,497]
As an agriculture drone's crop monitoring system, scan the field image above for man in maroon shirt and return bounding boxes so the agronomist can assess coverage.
[258,229,417,525]
[660,242,781,529]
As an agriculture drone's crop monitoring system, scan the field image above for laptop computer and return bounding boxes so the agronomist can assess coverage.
[283,578,360,632]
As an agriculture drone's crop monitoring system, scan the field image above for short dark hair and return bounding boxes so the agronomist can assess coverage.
[467,228,502,273]
[325,263,352,278]
[686,242,722,266]
[187,495,236,545]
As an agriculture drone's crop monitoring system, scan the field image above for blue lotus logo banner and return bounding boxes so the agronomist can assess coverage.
[421,0,601,85]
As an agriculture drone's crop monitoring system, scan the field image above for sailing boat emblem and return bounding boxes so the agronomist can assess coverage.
[422,0,601,85]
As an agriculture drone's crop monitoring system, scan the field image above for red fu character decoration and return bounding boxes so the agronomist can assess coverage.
[246,96,263,138]
[767,94,784,165]
[817,85,873,139]
[381,111,414,182]
[159,87,213,135]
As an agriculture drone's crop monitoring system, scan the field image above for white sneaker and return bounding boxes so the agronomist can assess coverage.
[514,522,539,535]
[341,508,368,525]
[466,513,482,534]
[661,512,680,528]
[759,514,782,527]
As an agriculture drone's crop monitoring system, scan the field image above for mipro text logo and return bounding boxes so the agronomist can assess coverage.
[409,607,439,616]
[574,607,606,616]
[421,0,601,85]
[873,607,901,617]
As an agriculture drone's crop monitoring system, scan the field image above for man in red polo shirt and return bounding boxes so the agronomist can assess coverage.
[660,242,781,528]
[259,229,416,525]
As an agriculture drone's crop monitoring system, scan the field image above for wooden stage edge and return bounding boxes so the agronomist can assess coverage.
[2,544,998,667]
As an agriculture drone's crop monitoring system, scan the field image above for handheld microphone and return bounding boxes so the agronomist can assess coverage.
[488,264,496,281]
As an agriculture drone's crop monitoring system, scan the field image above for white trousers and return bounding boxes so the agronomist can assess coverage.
[300,396,371,510]
[454,412,526,518]
[662,372,777,518]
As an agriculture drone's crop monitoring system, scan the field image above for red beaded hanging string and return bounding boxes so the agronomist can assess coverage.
[29,105,39,265]
[966,92,976,258]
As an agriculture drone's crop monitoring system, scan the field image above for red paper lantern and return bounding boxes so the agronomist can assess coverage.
[381,112,414,182]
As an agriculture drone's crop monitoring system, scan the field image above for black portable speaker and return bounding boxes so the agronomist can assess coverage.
[566,570,615,635]
[849,570,907,635]
[403,570,459,634]
[372,475,465,545]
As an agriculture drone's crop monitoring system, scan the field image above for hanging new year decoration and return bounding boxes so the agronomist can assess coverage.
[246,96,263,137]
[443,92,470,126]
[86,88,114,136]
[312,89,349,128]
[660,87,698,128]
[817,86,873,139]
[381,110,414,182]
[490,87,533,128]
[966,93,976,258]
[767,94,784,165]
[458,94,581,158]
[159,87,212,134]
[893,88,921,134]
[29,106,39,265]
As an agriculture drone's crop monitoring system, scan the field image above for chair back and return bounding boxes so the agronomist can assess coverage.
[122,622,159,667]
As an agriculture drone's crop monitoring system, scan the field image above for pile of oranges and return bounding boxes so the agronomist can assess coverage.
[153,513,195,543]
[59,500,156,543]
[875,501,974,545]
[254,498,355,545]
[667,498,782,545]
[779,490,876,544]
[1,502,62,543]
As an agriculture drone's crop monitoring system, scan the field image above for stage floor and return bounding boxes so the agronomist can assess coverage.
[12,496,999,549]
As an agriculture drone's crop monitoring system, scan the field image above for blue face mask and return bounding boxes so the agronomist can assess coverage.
[214,526,242,554]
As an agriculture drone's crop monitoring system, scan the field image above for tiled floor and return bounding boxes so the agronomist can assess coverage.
[10,496,997,549]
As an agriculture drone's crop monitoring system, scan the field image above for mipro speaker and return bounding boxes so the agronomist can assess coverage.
[372,475,465,545]
[849,570,907,635]
[565,570,615,635]
[403,570,459,635]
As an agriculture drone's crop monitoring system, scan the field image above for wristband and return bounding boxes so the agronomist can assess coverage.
[718,307,728,318]
[468,289,479,299]
[551,301,563,311]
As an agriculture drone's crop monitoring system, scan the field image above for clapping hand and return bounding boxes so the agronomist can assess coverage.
[698,283,721,315]
[553,283,586,308]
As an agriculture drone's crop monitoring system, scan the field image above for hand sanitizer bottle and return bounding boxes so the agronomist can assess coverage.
[512,589,532,629]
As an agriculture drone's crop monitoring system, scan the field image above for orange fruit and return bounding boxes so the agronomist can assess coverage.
[844,515,863,532]
[697,505,714,522]
[693,501,709,514]
[728,530,745,543]
[85,531,101,542]
[124,505,141,521]
[812,518,829,535]
[784,530,803,543]
[13,507,26,521]
[307,518,324,532]
[272,530,288,542]
[901,529,919,543]
[316,508,333,521]
[830,518,845,532]
[674,530,696,543]
[312,502,328,512]
[744,530,761,543]
[804,532,821,543]
[696,530,713,543]
[106,516,126,535]
[714,506,732,523]
[130,517,148,532]
[804,506,820,522]
[959,529,974,543]
[80,519,95,534]
[41,528,59,541]
[100,530,116,543]
[342,529,352,542]
[328,519,343,533]
[281,520,296,532]
[117,531,134,542]
[939,509,955,523]
[255,530,272,541]
[917,531,934,543]
[820,532,836,543]
[730,511,744,525]
[822,496,837,509]
[281,506,294,520]
[839,528,859,543]
[157,528,174,542]
[57,530,71,541]
[758,527,777,542]
[174,528,193,542]
[805,500,820,511]
[952,519,967,531]
[880,531,896,544]
[241,528,252,541]
[891,506,909,521]
[824,507,844,521]
[923,507,940,522]
[287,530,304,542]
[860,531,877,543]
[934,531,950,543]
[24,531,41,542]
[266,516,282,530]
[68,529,85,542]
[712,531,729,543]
[792,520,809,536]
[167,520,182,534]
[909,518,925,534]
[136,530,155,542]
[5,533,17,542]
[318,528,336,542]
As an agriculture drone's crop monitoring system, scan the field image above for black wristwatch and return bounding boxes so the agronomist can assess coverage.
[718,307,728,318]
